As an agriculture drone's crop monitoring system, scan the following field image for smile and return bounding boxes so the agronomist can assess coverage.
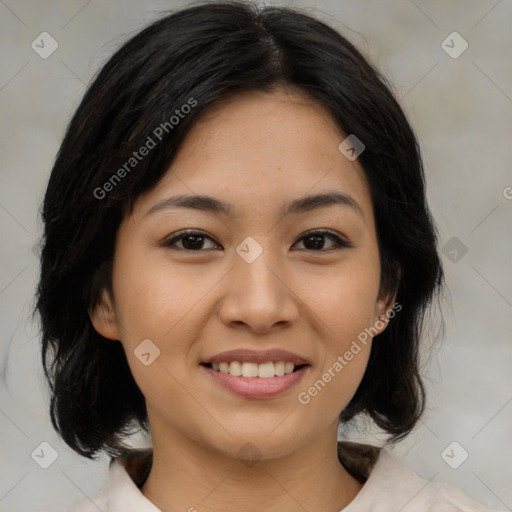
[200,348,311,398]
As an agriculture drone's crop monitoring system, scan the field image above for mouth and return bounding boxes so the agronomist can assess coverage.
[199,349,311,398]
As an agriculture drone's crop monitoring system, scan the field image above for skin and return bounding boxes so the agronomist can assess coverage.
[90,88,396,512]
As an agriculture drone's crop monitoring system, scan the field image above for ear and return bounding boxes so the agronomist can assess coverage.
[373,268,402,335]
[88,288,121,340]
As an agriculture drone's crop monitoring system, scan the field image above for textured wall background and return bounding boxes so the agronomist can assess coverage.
[0,1,510,511]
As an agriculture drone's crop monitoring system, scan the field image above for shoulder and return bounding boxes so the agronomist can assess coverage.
[67,485,109,512]
[370,449,495,511]
[66,448,155,512]
[338,441,498,511]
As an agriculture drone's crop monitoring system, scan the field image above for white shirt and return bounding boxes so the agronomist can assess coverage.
[69,442,498,511]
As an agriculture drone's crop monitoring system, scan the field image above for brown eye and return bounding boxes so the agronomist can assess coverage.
[162,230,220,251]
[162,229,354,253]
[293,230,354,252]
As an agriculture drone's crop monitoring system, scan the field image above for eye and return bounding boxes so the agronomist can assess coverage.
[162,230,220,251]
[292,230,354,252]
[162,229,353,253]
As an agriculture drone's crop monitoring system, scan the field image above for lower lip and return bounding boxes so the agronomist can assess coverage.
[201,365,310,398]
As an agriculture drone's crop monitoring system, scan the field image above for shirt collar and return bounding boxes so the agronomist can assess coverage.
[108,448,159,511]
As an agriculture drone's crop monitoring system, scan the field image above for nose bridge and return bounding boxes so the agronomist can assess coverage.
[234,234,282,298]
[218,234,298,331]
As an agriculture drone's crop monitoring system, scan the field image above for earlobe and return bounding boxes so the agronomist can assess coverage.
[375,266,402,332]
[88,289,121,341]
[374,291,399,335]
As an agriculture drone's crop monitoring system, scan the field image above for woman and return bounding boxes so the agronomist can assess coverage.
[35,1,497,510]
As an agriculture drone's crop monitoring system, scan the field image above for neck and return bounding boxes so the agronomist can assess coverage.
[140,423,363,512]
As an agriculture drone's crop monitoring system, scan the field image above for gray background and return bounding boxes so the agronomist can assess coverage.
[0,1,511,511]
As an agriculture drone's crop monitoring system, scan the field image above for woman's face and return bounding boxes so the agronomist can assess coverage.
[91,89,394,461]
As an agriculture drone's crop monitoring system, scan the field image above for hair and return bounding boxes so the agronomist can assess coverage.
[34,0,444,460]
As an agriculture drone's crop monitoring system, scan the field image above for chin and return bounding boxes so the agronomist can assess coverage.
[206,424,313,463]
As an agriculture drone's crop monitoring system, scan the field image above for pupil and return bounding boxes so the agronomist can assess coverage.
[306,235,324,250]
[184,235,204,250]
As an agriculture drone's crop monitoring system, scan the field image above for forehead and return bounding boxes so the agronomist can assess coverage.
[133,89,374,224]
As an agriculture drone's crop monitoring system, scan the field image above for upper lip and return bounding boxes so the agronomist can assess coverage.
[202,349,310,365]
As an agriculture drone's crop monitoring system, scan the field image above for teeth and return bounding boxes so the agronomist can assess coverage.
[274,361,285,376]
[258,362,274,378]
[229,361,242,376]
[241,362,259,377]
[209,361,298,377]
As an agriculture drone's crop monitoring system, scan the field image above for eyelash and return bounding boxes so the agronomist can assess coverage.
[161,229,354,253]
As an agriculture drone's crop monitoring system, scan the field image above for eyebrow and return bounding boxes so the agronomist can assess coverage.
[144,191,364,220]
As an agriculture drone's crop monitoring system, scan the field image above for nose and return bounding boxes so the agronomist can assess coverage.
[216,240,300,334]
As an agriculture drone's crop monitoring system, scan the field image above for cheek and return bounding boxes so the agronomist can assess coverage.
[294,252,379,410]
[295,264,378,420]
[112,242,210,341]
[296,344,371,429]
[109,247,203,409]
[302,251,382,341]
